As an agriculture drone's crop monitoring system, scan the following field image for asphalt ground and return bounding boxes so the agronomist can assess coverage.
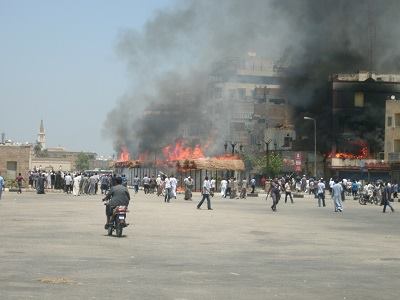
[0,190,399,300]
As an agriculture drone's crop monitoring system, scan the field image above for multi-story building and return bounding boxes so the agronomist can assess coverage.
[328,72,400,180]
[384,96,400,162]
[331,71,400,158]
[209,54,294,152]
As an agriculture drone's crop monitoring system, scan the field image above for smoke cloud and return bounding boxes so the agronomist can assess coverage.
[103,0,400,157]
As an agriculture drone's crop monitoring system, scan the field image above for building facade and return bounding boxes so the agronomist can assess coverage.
[331,71,400,158]
[384,97,400,162]
[0,145,32,179]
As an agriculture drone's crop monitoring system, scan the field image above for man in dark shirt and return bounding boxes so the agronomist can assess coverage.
[103,176,130,228]
[16,173,25,194]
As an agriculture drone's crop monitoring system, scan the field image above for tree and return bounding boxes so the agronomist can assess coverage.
[75,152,90,170]
[254,152,283,178]
[33,142,42,157]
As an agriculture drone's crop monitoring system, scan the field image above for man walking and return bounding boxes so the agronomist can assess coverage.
[268,178,281,212]
[382,182,395,213]
[284,179,293,204]
[332,179,343,212]
[317,178,326,207]
[16,173,25,194]
[197,176,212,210]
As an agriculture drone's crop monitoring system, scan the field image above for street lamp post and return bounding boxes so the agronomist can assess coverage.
[264,139,272,168]
[304,116,317,178]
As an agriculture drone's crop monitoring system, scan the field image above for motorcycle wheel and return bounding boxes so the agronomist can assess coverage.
[359,198,366,205]
[107,225,113,236]
[116,224,123,237]
[373,197,380,205]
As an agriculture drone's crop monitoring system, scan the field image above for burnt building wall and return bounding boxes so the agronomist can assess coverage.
[331,79,400,156]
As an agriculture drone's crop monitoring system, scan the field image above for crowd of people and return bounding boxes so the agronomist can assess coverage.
[4,169,398,214]
[265,175,397,213]
[14,170,127,196]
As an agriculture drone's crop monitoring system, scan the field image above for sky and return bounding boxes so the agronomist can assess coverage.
[0,0,173,156]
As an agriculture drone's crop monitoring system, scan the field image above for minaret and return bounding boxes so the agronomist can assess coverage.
[37,120,46,149]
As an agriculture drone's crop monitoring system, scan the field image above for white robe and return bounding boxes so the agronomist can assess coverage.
[220,180,227,196]
[170,177,177,197]
[73,176,81,196]
[46,173,52,189]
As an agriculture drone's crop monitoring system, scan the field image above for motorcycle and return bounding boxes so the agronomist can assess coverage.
[104,204,129,237]
[358,190,380,205]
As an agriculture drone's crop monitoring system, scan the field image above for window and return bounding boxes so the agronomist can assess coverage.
[354,92,364,107]
[396,113,400,127]
[237,88,246,99]
[269,98,285,105]
[388,116,393,127]
[395,140,400,152]
[6,161,17,179]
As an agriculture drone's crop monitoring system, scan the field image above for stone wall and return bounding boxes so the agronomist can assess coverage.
[0,145,32,179]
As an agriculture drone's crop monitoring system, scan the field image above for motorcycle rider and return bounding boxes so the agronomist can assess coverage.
[103,176,130,229]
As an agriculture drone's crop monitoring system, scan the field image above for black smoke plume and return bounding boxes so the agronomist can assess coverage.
[103,0,400,157]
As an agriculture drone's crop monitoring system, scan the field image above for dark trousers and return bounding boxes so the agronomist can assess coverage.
[383,199,394,212]
[134,185,139,193]
[251,185,255,193]
[318,193,326,207]
[164,188,171,202]
[285,192,293,203]
[225,187,231,198]
[271,192,280,211]
[144,184,150,194]
[197,194,211,209]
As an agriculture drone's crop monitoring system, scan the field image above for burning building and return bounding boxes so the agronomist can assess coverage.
[328,71,400,180]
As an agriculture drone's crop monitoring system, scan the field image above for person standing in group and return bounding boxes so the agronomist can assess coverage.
[210,177,216,197]
[88,173,98,195]
[351,180,359,197]
[142,175,150,194]
[197,176,212,210]
[184,176,194,200]
[132,175,140,194]
[100,174,110,194]
[72,173,82,196]
[220,178,227,198]
[64,173,73,194]
[331,179,343,212]
[284,179,293,204]
[156,175,162,196]
[317,178,326,207]
[170,174,177,199]
[36,173,46,194]
[382,182,395,213]
[16,173,25,194]
[0,172,4,200]
[164,175,172,203]
[240,177,247,199]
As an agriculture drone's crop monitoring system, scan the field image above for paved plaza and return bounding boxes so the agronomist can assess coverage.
[0,190,399,300]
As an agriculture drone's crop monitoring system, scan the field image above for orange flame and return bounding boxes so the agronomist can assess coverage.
[118,146,130,162]
[328,146,369,159]
[162,140,205,161]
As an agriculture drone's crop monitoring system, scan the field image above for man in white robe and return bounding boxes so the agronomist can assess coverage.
[73,174,82,196]
[170,175,177,199]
